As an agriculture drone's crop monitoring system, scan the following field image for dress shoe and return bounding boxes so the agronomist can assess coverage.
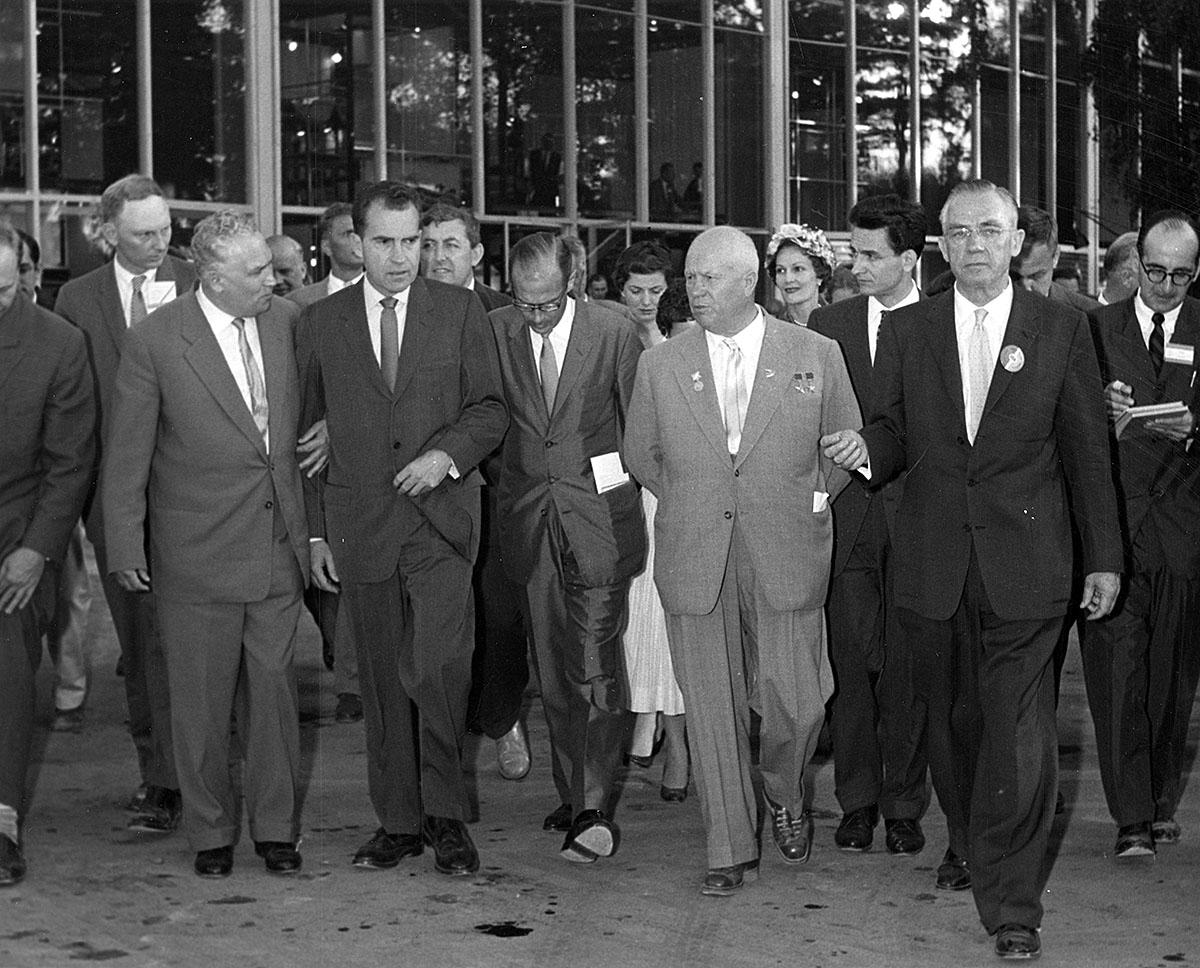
[334,692,363,723]
[421,816,480,875]
[884,818,925,855]
[352,827,423,869]
[1114,822,1155,858]
[701,859,759,897]
[660,783,688,803]
[127,786,181,833]
[322,638,334,671]
[561,809,617,863]
[1152,819,1181,844]
[834,805,878,851]
[125,784,149,813]
[543,803,573,832]
[994,923,1041,959]
[0,835,26,887]
[935,849,971,891]
[254,841,302,874]
[496,721,531,781]
[50,708,85,733]
[194,845,234,878]
[767,799,813,864]
[1054,791,1065,815]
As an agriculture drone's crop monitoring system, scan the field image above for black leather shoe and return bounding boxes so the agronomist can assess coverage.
[767,799,813,864]
[994,923,1040,959]
[334,693,363,724]
[935,849,971,890]
[1152,819,1181,844]
[0,834,26,887]
[352,827,423,869]
[701,859,759,896]
[127,786,181,833]
[194,845,234,878]
[561,809,617,863]
[421,817,480,875]
[660,784,688,803]
[254,841,302,874]
[543,803,573,832]
[835,805,878,851]
[884,818,925,855]
[1114,822,1155,858]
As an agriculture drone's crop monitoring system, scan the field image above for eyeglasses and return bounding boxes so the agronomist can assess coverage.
[1138,256,1196,287]
[944,225,1010,245]
[512,289,569,314]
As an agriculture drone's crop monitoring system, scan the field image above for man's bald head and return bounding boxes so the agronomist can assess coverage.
[267,234,306,294]
[684,226,760,336]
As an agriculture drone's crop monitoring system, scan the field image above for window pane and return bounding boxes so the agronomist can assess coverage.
[0,3,25,190]
[714,2,763,31]
[482,1,564,216]
[715,28,763,226]
[577,8,635,218]
[38,0,139,193]
[649,18,703,223]
[921,1,973,223]
[856,49,909,198]
[152,0,246,203]
[280,5,365,206]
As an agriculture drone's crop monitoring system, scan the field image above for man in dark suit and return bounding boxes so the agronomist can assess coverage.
[809,194,929,857]
[823,180,1122,960]
[417,203,529,780]
[1013,205,1098,312]
[298,183,507,877]
[101,212,310,879]
[649,163,680,221]
[0,223,95,886]
[54,173,194,833]
[490,233,644,862]
[1083,210,1200,858]
[287,202,363,309]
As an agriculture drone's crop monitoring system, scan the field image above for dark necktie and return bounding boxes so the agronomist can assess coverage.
[130,274,148,325]
[231,317,269,443]
[539,334,559,414]
[873,309,890,366]
[1149,312,1165,377]
[380,297,399,391]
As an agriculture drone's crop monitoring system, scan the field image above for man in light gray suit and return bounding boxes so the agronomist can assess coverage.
[625,226,862,895]
[102,211,310,880]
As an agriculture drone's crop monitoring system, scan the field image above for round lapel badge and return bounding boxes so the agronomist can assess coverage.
[1001,345,1024,373]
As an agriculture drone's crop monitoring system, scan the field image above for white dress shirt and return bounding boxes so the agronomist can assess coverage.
[867,280,921,364]
[113,259,162,327]
[705,307,766,402]
[953,281,1014,420]
[527,295,576,380]
[1133,290,1181,349]
[326,272,362,296]
[363,276,412,365]
[195,287,269,452]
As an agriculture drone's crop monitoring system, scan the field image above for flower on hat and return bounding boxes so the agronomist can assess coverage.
[765,223,836,274]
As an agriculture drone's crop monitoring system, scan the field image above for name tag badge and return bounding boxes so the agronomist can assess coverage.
[1164,343,1195,367]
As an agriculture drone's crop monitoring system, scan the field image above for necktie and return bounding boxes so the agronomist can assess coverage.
[1149,312,1165,377]
[539,333,559,415]
[722,337,748,455]
[231,317,269,443]
[871,309,890,366]
[130,274,148,326]
[966,307,991,444]
[380,297,399,391]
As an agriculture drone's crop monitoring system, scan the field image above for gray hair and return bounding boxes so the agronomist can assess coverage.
[939,179,1019,232]
[99,174,167,225]
[191,210,260,276]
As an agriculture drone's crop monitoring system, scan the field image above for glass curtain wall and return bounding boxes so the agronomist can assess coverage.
[0,4,25,193]
[577,4,636,219]
[648,5,704,223]
[714,3,764,228]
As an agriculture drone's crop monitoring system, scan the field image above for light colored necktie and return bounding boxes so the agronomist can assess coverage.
[722,337,748,455]
[380,296,399,391]
[966,307,991,444]
[231,317,269,443]
[130,274,148,325]
[539,333,559,415]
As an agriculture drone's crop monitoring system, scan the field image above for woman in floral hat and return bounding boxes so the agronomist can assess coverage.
[764,223,837,327]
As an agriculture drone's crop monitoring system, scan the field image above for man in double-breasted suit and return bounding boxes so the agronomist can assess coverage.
[809,194,929,857]
[0,224,95,886]
[298,183,507,878]
[489,233,645,862]
[102,212,310,879]
[823,180,1122,960]
[626,226,861,895]
[54,174,194,831]
[1083,210,1200,858]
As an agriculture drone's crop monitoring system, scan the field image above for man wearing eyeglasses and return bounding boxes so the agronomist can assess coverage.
[822,179,1122,960]
[1081,209,1200,861]
[487,232,645,863]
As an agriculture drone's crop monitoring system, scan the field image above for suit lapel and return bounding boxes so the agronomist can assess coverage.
[1164,298,1200,405]
[552,302,596,420]
[98,263,129,359]
[505,311,550,432]
[735,317,789,467]
[393,278,431,400]
[342,284,392,398]
[981,291,1039,419]
[180,296,268,455]
[928,296,966,431]
[0,298,31,393]
[258,305,290,452]
[846,300,874,379]
[673,327,729,464]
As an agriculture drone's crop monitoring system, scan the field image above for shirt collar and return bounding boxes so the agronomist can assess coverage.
[705,306,765,354]
[1133,290,1184,328]
[869,281,920,317]
[952,279,1013,332]
[113,257,156,288]
[363,276,412,312]
[195,286,243,330]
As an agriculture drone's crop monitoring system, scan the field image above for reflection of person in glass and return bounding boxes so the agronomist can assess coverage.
[682,161,703,216]
[526,134,562,209]
[649,163,680,221]
[765,224,836,328]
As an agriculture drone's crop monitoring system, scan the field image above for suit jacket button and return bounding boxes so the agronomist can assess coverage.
[967,478,977,487]
[724,511,733,519]
[393,441,401,449]
[734,468,740,477]
[265,500,274,509]
[962,523,971,532]
[544,440,554,448]
[540,508,547,517]
[957,436,966,445]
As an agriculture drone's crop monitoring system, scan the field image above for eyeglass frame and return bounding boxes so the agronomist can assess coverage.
[1137,254,1197,288]
[511,287,571,314]
[943,225,1012,246]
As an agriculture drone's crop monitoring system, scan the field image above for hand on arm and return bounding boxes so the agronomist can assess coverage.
[1080,571,1121,620]
[115,568,151,593]
[0,548,46,614]
[297,419,329,477]
[393,449,453,496]
[821,429,869,472]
